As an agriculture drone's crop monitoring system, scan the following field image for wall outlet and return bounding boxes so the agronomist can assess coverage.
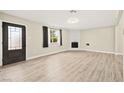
[86,43,90,46]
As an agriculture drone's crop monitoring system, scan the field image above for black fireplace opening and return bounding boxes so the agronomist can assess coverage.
[71,42,78,48]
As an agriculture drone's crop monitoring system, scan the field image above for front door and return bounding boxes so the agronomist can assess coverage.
[2,22,26,65]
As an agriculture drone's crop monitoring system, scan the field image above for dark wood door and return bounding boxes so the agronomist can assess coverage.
[2,22,26,65]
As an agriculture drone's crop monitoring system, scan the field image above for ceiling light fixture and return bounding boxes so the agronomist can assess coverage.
[67,10,79,24]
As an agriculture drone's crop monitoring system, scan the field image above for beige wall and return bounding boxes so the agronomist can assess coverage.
[115,12,124,55]
[114,11,124,80]
[0,13,69,66]
[80,27,115,53]
[121,12,124,80]
[69,30,81,49]
[0,12,123,66]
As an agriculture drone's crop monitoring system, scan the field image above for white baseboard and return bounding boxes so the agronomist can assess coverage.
[115,52,123,56]
[68,48,115,54]
[81,49,115,54]
[26,48,123,61]
[0,48,122,66]
[0,63,2,66]
[26,49,67,60]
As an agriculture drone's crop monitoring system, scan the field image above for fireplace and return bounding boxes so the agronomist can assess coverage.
[71,42,78,48]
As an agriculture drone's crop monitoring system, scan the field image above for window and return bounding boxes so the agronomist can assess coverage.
[48,28,60,47]
[8,26,22,50]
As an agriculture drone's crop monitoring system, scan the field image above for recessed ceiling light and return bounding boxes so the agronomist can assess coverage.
[67,10,79,24]
[67,17,79,24]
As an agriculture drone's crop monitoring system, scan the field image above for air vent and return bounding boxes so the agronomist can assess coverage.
[71,42,78,48]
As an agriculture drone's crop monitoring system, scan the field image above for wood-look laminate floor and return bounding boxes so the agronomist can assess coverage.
[0,51,123,82]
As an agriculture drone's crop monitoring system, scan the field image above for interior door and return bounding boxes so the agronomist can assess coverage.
[2,22,26,65]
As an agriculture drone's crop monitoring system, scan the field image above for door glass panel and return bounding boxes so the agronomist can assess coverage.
[8,26,22,50]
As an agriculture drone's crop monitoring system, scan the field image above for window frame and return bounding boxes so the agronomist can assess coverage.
[8,26,22,50]
[48,28,61,47]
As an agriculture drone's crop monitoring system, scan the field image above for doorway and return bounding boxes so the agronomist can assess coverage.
[2,22,26,65]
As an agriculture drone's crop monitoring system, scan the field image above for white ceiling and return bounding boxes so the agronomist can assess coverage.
[1,10,119,30]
